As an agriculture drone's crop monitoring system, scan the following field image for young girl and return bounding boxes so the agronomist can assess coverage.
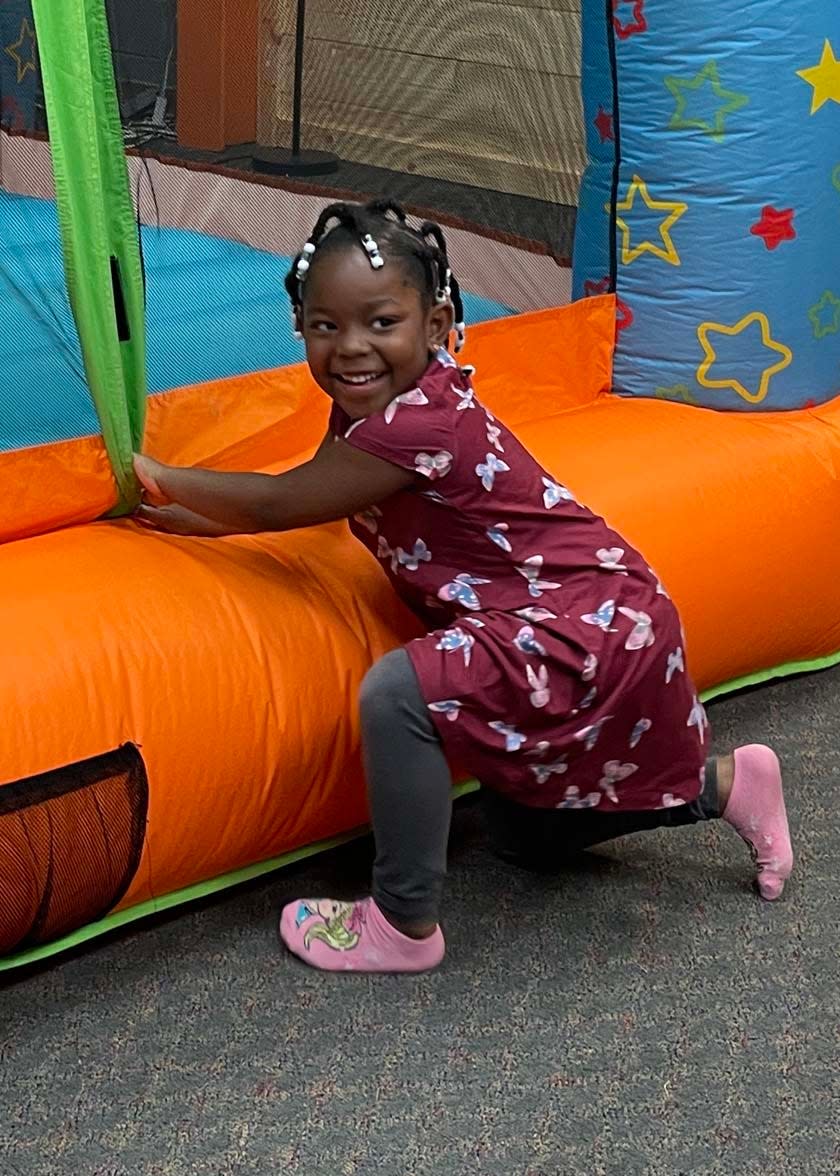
[134,199,793,974]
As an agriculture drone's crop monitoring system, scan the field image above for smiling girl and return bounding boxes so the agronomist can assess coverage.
[134,200,793,974]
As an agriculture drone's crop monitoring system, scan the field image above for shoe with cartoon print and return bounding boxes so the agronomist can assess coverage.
[279,896,445,973]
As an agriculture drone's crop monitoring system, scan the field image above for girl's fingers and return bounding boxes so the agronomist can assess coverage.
[134,504,180,533]
[134,503,218,537]
[133,454,170,504]
[134,504,165,526]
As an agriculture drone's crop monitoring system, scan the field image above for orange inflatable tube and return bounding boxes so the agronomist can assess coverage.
[2,295,839,968]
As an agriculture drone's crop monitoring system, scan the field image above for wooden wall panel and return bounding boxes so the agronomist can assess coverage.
[258,0,585,204]
[179,0,258,151]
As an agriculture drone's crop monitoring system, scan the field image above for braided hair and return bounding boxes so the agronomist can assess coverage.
[285,199,467,351]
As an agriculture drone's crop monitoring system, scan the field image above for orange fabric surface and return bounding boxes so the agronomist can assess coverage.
[0,296,615,543]
[514,397,840,690]
[0,519,422,911]
[0,434,115,544]
[3,292,840,924]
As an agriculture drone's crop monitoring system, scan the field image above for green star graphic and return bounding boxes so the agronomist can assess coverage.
[808,291,840,340]
[654,384,698,405]
[665,61,749,143]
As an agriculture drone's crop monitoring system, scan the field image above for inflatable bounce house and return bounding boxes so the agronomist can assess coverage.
[1,0,838,970]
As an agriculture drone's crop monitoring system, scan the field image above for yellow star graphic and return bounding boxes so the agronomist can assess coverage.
[4,17,37,84]
[696,313,793,405]
[607,175,688,266]
[797,40,840,114]
[664,61,749,143]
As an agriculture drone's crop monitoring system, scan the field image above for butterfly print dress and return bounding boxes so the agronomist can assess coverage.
[331,352,708,811]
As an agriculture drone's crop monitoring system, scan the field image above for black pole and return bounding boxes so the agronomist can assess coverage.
[291,0,306,156]
[252,0,339,176]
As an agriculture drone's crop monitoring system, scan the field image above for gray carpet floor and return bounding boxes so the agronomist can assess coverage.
[2,666,839,1176]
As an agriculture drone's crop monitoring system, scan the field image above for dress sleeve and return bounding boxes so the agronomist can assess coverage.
[335,392,458,483]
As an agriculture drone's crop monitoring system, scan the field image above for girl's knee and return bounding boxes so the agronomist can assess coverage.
[359,648,416,729]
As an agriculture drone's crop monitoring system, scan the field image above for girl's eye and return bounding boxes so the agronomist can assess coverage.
[373,317,398,329]
[310,321,336,333]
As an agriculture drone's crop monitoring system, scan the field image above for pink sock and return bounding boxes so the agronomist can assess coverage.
[279,896,445,974]
[722,744,793,900]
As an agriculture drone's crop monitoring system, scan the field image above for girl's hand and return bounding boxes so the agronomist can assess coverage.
[133,455,237,536]
[133,453,171,506]
[134,502,237,537]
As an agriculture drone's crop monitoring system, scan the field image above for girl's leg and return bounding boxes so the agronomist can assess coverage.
[363,648,453,935]
[279,648,450,973]
[487,747,793,899]
[484,758,720,864]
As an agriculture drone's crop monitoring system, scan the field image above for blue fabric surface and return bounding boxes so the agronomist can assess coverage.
[0,192,514,452]
[574,0,840,410]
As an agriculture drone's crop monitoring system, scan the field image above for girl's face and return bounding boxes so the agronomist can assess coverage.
[300,246,454,419]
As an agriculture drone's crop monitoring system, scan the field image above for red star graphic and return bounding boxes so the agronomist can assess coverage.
[612,0,647,40]
[1,95,26,133]
[615,296,634,333]
[583,277,633,333]
[594,105,615,143]
[749,206,796,251]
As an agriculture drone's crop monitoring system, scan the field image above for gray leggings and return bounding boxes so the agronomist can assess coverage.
[361,648,719,924]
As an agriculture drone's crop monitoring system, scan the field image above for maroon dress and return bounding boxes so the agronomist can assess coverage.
[332,351,708,811]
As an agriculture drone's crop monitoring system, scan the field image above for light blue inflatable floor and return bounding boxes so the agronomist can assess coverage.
[0,192,515,452]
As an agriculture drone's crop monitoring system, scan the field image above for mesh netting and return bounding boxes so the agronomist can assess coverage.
[259,1,584,257]
[1,0,589,456]
[0,744,148,956]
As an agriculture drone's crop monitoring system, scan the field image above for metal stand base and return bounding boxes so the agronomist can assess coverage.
[252,147,339,177]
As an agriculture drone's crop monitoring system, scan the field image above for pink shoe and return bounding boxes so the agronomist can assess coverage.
[279,896,445,973]
[723,744,794,900]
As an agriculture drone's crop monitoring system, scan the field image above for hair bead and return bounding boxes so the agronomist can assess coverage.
[362,233,385,269]
[285,200,468,353]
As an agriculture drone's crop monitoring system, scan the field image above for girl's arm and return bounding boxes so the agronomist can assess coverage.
[134,436,414,536]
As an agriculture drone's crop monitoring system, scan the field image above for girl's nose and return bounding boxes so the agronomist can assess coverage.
[336,328,371,356]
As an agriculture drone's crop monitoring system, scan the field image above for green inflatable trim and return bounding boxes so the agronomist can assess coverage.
[30,0,147,512]
[3,649,838,973]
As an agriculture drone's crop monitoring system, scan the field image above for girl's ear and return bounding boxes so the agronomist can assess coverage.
[427,300,455,349]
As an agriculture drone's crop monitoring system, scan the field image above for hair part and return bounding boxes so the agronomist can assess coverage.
[285,199,466,350]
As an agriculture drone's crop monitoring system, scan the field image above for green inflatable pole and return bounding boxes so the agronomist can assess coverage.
[30,0,147,512]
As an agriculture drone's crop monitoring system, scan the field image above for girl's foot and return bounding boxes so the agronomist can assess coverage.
[722,744,793,900]
[279,896,445,973]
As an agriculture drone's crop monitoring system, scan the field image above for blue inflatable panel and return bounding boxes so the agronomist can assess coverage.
[0,193,514,452]
[574,1,840,410]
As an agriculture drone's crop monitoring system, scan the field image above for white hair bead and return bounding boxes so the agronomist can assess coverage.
[293,329,304,340]
[455,321,467,352]
[302,242,316,256]
[296,257,311,277]
[361,233,384,269]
